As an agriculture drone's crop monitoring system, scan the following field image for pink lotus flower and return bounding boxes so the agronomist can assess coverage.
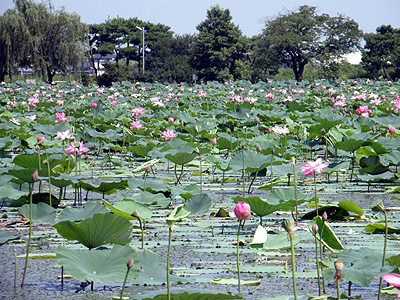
[37,136,45,143]
[55,129,73,141]
[382,273,400,298]
[272,125,290,135]
[91,102,97,109]
[390,127,396,135]
[130,121,144,130]
[168,117,174,124]
[161,129,177,140]
[111,100,117,106]
[130,107,145,117]
[65,141,90,155]
[55,112,69,123]
[234,202,251,221]
[300,158,329,176]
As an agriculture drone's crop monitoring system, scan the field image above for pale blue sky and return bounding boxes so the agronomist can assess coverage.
[1,0,399,37]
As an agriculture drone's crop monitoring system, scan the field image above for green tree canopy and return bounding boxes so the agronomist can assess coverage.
[362,25,400,80]
[7,0,88,83]
[146,34,195,83]
[259,5,363,82]
[191,5,248,82]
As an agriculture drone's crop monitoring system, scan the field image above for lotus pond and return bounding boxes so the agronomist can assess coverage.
[1,79,400,300]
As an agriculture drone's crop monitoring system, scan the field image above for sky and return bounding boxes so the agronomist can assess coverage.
[1,0,400,38]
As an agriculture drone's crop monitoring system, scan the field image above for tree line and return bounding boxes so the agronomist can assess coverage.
[1,0,399,84]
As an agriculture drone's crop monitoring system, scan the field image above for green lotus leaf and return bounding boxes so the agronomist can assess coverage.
[233,196,300,218]
[322,247,393,287]
[338,200,364,216]
[184,193,212,216]
[132,191,170,207]
[309,216,344,253]
[0,230,18,246]
[166,204,191,225]
[165,151,197,166]
[103,199,152,220]
[58,202,108,222]
[53,213,133,249]
[19,202,56,223]
[0,184,28,200]
[229,151,269,173]
[56,245,140,283]
[334,139,365,153]
[131,248,187,285]
[130,290,243,300]
[79,179,128,195]
[365,223,400,234]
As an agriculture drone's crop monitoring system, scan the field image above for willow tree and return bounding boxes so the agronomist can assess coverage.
[0,8,29,82]
[260,5,363,82]
[7,0,88,83]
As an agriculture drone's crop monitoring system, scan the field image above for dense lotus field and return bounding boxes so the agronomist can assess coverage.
[1,79,400,300]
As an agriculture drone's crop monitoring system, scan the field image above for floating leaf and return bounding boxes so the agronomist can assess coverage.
[53,213,133,249]
[211,278,261,286]
[184,193,212,216]
[0,230,18,246]
[56,245,140,283]
[365,223,400,234]
[19,202,56,223]
[129,290,243,300]
[103,199,152,220]
[58,202,108,222]
[338,200,364,217]
[251,233,300,250]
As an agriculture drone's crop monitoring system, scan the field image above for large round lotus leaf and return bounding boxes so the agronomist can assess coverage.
[183,193,212,216]
[0,230,18,246]
[58,202,108,222]
[53,213,133,249]
[129,289,243,300]
[229,151,269,173]
[56,245,140,283]
[19,202,56,223]
[103,199,152,220]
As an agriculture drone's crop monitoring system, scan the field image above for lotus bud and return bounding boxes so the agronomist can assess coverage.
[282,219,294,233]
[322,211,328,222]
[312,223,318,234]
[334,261,344,284]
[372,125,376,133]
[37,136,45,143]
[91,102,97,109]
[32,170,39,182]
[234,202,251,221]
[168,117,174,124]
[127,257,134,269]
[211,138,217,146]
[390,127,396,135]
[256,145,261,152]
[268,127,272,133]
[291,157,296,166]
[272,148,275,154]
[35,145,40,151]
[146,166,151,173]
[255,116,259,123]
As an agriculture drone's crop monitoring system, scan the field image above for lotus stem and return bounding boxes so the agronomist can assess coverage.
[337,280,341,300]
[241,146,245,197]
[236,219,242,293]
[289,231,298,300]
[314,231,322,296]
[270,152,274,191]
[44,147,52,207]
[377,210,388,300]
[248,171,258,194]
[167,226,173,300]
[120,260,132,300]
[292,158,298,226]
[21,182,33,288]
[138,217,144,249]
[14,249,17,289]
[320,221,326,293]
[314,173,318,216]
